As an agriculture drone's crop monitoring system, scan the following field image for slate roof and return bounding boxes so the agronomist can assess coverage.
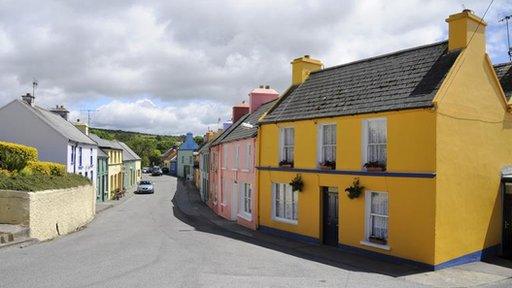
[494,62,512,100]
[89,134,123,150]
[262,41,461,123]
[97,148,108,158]
[12,100,96,145]
[118,141,141,161]
[219,100,278,144]
[210,113,250,147]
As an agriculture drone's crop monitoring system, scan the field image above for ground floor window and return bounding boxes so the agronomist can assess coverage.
[365,191,388,245]
[272,183,298,224]
[240,183,251,217]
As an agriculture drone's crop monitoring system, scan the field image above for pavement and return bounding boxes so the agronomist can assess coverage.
[0,174,511,287]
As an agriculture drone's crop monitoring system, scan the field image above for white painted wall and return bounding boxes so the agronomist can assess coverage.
[0,101,68,163]
[67,143,97,187]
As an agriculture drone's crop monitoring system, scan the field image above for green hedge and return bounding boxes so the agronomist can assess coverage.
[0,173,91,192]
[0,141,38,171]
[26,161,66,176]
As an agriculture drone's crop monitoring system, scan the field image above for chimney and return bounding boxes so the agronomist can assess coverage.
[49,104,70,120]
[249,85,279,113]
[21,93,35,106]
[74,119,89,136]
[232,101,250,123]
[291,55,323,85]
[446,9,486,52]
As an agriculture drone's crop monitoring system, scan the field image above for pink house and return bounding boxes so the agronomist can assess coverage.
[208,86,279,229]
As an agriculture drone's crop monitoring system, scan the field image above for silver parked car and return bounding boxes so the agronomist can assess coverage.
[136,180,154,194]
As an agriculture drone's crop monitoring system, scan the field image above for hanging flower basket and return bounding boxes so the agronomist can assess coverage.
[289,174,304,192]
[345,178,364,199]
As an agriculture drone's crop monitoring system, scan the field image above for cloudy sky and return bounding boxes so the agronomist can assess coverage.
[0,0,511,135]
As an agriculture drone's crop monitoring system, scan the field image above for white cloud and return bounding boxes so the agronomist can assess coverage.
[0,0,511,135]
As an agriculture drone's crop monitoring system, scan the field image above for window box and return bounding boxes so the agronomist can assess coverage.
[363,161,386,172]
[319,161,336,170]
[368,236,387,245]
[279,160,294,168]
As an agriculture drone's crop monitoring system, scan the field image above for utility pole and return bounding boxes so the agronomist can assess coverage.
[32,78,38,97]
[80,109,97,127]
[499,14,512,62]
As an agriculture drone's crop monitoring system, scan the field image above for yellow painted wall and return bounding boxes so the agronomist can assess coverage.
[433,35,512,264]
[258,109,438,264]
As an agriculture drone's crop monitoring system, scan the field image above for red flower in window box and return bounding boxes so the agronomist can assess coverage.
[364,161,386,172]
[279,160,294,168]
[319,161,336,170]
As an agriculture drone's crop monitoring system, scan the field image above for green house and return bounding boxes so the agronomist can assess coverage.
[96,148,109,202]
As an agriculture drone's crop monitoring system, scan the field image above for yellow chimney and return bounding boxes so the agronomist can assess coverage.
[445,9,487,51]
[291,55,323,85]
[74,120,89,136]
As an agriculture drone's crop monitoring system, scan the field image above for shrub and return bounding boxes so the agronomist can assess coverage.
[0,141,38,171]
[0,173,90,192]
[0,168,11,177]
[26,161,66,176]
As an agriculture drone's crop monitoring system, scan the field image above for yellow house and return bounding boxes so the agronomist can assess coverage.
[257,10,512,269]
[90,134,124,199]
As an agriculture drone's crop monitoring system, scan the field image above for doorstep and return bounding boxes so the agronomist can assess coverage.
[0,224,38,249]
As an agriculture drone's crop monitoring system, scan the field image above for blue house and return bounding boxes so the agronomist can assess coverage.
[177,132,199,180]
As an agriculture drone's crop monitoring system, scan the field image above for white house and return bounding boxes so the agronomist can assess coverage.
[0,93,98,186]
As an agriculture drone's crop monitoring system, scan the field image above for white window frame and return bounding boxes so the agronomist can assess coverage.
[280,127,294,163]
[317,123,336,164]
[272,183,298,225]
[233,145,239,170]
[361,190,390,250]
[239,183,252,220]
[243,143,251,171]
[222,146,227,169]
[362,118,387,168]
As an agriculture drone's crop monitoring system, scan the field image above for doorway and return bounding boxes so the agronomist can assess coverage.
[323,187,339,246]
[503,182,512,258]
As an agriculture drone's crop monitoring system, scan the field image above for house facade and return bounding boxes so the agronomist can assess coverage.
[89,134,124,199]
[177,132,199,179]
[0,95,97,187]
[210,87,278,229]
[161,147,177,173]
[96,149,109,202]
[118,141,142,190]
[256,10,512,269]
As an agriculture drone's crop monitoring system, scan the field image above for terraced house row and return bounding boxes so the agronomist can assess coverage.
[191,10,512,270]
[0,95,142,202]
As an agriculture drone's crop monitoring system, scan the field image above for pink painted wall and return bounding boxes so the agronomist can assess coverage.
[210,138,258,229]
[249,87,279,113]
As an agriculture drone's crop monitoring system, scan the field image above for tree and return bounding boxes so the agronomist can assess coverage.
[194,136,204,147]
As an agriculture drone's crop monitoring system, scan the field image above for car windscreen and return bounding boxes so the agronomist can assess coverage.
[139,181,151,185]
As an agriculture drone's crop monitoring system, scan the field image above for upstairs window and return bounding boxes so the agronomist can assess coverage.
[79,147,83,167]
[245,143,252,170]
[318,124,336,167]
[363,118,387,168]
[234,145,239,169]
[222,146,227,169]
[280,128,294,164]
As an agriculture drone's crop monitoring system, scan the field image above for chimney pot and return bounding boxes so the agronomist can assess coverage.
[265,85,270,89]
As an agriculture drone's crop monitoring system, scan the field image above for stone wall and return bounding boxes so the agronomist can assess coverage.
[0,185,95,240]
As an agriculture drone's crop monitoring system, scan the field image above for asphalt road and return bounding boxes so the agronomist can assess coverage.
[1,175,511,288]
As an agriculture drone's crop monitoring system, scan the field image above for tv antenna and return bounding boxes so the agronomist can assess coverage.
[499,14,512,62]
[32,78,38,97]
[80,109,97,127]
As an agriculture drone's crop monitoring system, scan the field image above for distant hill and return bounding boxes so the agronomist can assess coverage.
[89,128,188,167]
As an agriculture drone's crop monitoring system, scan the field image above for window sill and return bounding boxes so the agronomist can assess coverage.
[220,203,227,207]
[238,213,252,221]
[360,240,390,251]
[231,168,238,171]
[272,217,298,225]
[241,169,250,172]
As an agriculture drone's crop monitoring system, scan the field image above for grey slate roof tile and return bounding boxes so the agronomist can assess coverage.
[494,62,512,100]
[262,41,460,123]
